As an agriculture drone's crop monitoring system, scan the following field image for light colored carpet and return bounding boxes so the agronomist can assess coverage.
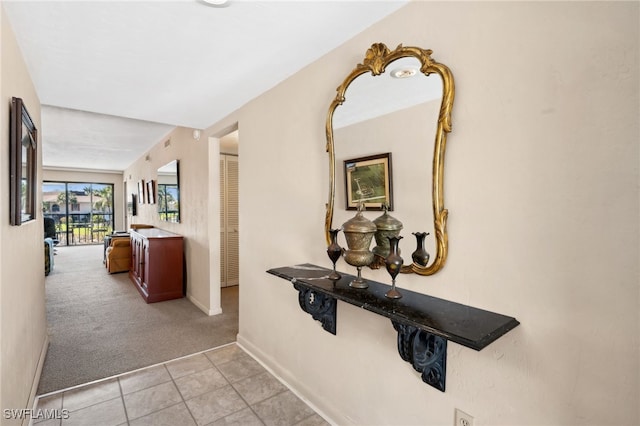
[37,244,238,395]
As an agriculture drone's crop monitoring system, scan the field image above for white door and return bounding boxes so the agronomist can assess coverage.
[220,154,239,287]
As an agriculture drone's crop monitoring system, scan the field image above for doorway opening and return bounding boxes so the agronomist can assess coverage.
[219,130,239,288]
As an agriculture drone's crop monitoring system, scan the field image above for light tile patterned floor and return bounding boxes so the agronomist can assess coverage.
[33,344,329,426]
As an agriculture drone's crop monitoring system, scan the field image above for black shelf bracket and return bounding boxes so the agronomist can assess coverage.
[269,264,520,393]
[293,280,337,335]
[393,321,447,392]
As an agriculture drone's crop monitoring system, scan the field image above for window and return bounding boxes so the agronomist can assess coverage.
[42,181,114,245]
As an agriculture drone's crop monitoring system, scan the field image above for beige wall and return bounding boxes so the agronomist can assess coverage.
[203,2,638,425]
[0,7,48,424]
[1,1,632,424]
[123,127,218,315]
[42,169,125,231]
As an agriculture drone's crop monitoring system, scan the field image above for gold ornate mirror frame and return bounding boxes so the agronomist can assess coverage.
[325,43,455,276]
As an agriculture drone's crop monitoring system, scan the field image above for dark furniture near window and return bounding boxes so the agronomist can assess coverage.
[129,228,184,303]
[44,217,59,246]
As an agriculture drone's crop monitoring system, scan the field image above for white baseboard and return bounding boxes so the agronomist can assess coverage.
[187,294,222,316]
[236,334,340,426]
[25,334,50,426]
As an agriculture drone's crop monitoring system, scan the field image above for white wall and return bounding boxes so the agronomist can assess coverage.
[123,127,219,315]
[0,6,48,424]
[206,2,638,425]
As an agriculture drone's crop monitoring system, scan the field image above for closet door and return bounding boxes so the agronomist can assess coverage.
[220,155,239,287]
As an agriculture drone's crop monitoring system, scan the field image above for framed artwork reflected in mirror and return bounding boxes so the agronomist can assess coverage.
[344,153,393,210]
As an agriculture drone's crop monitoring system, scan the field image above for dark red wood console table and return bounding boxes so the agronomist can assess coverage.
[130,228,184,303]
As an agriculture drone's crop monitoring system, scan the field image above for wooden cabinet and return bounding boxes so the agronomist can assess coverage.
[129,228,184,303]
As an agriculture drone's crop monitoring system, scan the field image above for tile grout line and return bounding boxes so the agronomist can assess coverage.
[220,347,328,425]
[62,392,123,415]
[119,352,223,424]
[116,376,130,425]
[225,374,270,426]
[164,362,201,426]
[180,348,268,425]
[212,348,299,425]
[59,392,64,426]
[122,363,184,423]
[294,412,321,426]
[237,340,333,425]
[200,350,258,425]
[189,351,266,425]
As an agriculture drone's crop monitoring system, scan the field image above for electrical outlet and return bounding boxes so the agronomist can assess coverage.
[454,409,474,426]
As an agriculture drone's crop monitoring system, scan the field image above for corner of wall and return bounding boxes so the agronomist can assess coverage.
[1,7,48,419]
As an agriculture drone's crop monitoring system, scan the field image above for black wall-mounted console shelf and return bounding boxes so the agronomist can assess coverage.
[267,264,520,392]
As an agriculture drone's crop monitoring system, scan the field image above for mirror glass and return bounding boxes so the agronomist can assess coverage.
[326,44,454,276]
[157,160,180,223]
[21,123,30,218]
[333,57,442,262]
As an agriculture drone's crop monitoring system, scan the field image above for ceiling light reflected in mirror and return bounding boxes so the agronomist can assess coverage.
[390,67,418,79]
[199,0,230,7]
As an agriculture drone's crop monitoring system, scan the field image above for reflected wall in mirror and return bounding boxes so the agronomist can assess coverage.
[128,193,137,216]
[157,160,180,223]
[326,43,455,276]
[10,97,38,225]
[147,180,156,204]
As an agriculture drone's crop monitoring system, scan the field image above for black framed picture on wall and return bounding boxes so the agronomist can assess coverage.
[9,97,38,225]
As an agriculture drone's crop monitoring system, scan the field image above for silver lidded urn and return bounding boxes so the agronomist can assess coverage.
[372,204,403,260]
[342,203,376,289]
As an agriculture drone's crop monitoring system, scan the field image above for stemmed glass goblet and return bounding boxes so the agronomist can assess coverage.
[385,235,403,299]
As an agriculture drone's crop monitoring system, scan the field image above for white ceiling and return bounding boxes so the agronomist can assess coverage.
[3,0,408,171]
[40,105,175,171]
